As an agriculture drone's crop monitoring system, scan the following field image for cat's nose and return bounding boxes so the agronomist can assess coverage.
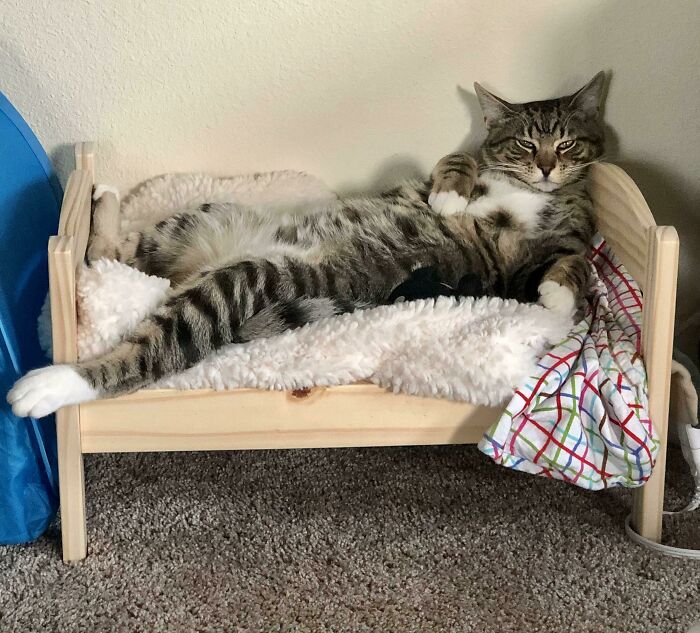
[539,165,553,178]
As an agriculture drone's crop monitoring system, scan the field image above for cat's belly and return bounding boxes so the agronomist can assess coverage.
[175,205,326,278]
[466,173,551,233]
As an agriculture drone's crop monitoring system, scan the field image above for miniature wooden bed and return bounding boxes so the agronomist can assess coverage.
[50,143,679,561]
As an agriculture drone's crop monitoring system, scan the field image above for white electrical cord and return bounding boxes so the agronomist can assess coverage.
[626,423,700,559]
[625,509,700,560]
[678,422,700,512]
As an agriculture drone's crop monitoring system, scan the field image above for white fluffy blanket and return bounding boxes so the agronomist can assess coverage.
[40,171,571,406]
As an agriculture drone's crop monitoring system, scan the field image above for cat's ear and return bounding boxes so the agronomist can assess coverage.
[474,83,516,127]
[567,71,606,117]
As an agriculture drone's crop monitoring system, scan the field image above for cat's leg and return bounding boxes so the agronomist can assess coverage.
[87,189,218,286]
[537,253,590,317]
[428,152,479,215]
[87,186,122,261]
[7,258,358,417]
[121,206,226,286]
[510,237,590,316]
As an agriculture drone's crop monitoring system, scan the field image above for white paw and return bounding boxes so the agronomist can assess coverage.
[538,281,576,317]
[93,184,121,202]
[429,190,469,215]
[7,365,98,418]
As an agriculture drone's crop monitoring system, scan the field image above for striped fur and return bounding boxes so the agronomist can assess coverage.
[76,74,606,398]
[471,72,605,308]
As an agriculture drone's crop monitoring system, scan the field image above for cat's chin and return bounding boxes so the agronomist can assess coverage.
[532,180,561,192]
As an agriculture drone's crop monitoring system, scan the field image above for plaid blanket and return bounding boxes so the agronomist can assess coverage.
[479,236,657,489]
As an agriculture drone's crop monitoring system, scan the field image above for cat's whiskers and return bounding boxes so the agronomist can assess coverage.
[479,164,522,175]
[568,157,605,172]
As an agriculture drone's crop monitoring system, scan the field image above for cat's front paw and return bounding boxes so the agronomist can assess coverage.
[429,190,469,215]
[7,365,98,418]
[429,152,477,215]
[538,280,576,317]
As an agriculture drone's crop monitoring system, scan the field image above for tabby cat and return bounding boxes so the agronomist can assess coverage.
[8,72,605,417]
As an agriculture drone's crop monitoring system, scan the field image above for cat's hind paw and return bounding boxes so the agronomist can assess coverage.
[7,365,98,418]
[538,280,576,317]
[93,184,120,202]
[428,190,469,215]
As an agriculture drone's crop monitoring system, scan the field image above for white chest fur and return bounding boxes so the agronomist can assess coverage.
[466,173,551,232]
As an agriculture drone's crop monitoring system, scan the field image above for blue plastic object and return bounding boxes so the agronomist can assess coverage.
[0,91,62,544]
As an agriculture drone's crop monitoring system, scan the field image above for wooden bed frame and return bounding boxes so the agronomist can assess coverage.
[50,143,679,561]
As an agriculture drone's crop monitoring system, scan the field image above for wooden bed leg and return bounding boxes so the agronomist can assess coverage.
[630,225,678,544]
[49,144,94,561]
[57,404,87,561]
[632,439,667,542]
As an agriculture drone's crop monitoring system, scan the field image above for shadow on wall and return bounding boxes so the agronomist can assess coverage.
[575,1,700,362]
[338,86,485,198]
[620,159,700,357]
[48,144,76,184]
[455,86,484,155]
[339,155,424,198]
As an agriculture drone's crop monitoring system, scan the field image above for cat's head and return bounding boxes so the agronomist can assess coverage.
[475,73,606,191]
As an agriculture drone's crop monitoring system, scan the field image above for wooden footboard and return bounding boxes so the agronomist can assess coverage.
[79,386,502,453]
[49,144,679,560]
[590,164,679,541]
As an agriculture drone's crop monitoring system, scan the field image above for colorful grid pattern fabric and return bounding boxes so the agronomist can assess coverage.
[479,236,657,489]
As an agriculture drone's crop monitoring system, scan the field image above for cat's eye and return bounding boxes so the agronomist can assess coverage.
[516,139,536,151]
[557,140,576,152]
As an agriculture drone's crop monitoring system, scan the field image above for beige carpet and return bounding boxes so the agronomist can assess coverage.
[1,445,699,632]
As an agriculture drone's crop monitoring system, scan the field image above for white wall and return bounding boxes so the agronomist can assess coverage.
[3,0,700,352]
